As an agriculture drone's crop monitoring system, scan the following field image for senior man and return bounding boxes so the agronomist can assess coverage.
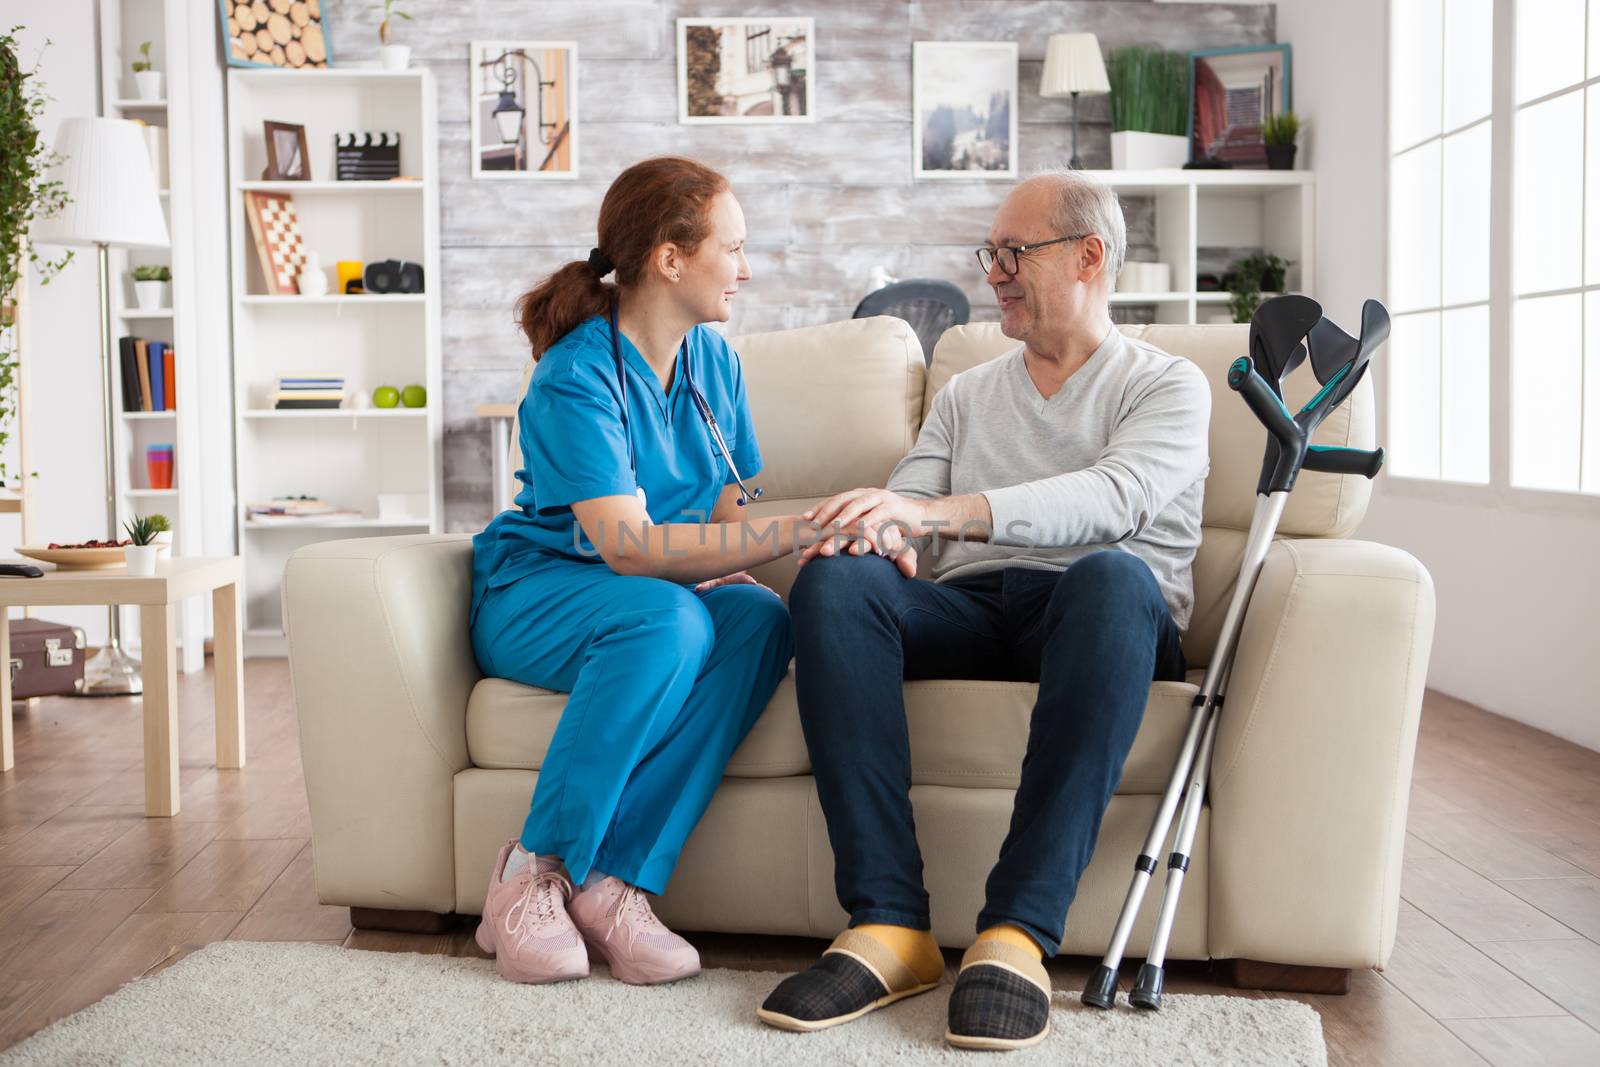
[756,171,1212,1050]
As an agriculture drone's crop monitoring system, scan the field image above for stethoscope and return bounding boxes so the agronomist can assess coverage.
[608,299,763,507]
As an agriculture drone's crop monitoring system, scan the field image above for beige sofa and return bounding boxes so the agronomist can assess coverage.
[284,316,1435,989]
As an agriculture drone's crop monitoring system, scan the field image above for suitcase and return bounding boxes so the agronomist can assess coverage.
[8,618,87,699]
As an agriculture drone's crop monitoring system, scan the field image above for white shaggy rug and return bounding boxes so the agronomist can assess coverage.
[1,941,1327,1066]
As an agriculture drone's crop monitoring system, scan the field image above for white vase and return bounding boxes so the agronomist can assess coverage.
[133,280,168,310]
[1110,131,1190,171]
[134,70,163,101]
[124,545,159,577]
[297,252,328,297]
[380,45,411,70]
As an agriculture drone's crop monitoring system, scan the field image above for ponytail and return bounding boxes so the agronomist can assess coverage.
[513,156,730,363]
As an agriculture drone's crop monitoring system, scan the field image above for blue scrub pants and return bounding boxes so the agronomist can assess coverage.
[471,558,794,894]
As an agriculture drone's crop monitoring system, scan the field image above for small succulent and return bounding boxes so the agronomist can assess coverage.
[123,513,170,546]
[1261,111,1301,148]
[132,264,171,282]
[131,41,153,74]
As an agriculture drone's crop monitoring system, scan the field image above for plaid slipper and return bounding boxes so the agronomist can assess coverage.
[757,929,941,1032]
[944,940,1053,1050]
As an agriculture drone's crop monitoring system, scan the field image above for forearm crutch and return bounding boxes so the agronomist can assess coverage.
[1082,295,1391,1011]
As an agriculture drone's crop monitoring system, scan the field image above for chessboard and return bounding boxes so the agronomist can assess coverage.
[244,190,307,295]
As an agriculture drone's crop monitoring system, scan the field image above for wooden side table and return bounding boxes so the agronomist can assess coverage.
[0,556,244,816]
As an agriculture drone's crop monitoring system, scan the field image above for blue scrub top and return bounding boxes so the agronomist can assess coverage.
[471,315,763,624]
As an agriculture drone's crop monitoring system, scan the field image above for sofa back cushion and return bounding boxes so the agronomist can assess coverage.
[928,322,1376,663]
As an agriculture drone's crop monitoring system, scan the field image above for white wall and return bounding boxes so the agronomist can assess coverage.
[2,3,115,646]
[1278,0,1600,753]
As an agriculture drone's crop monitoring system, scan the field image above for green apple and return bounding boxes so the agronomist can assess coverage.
[373,385,399,408]
[400,384,427,408]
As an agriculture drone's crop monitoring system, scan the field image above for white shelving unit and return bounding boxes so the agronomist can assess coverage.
[1082,169,1315,324]
[98,0,231,673]
[225,68,443,656]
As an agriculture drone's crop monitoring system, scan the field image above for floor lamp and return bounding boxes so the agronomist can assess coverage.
[1040,33,1111,170]
[30,118,171,695]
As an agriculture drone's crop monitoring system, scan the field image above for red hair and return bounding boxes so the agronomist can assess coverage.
[515,156,730,360]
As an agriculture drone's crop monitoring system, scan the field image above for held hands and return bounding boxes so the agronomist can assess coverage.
[798,488,925,579]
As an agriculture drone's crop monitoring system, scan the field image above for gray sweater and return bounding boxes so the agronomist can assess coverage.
[887,327,1211,629]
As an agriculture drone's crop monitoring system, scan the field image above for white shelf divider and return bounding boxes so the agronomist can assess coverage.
[226,66,443,654]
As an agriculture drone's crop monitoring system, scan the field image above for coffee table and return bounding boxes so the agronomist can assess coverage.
[0,556,244,816]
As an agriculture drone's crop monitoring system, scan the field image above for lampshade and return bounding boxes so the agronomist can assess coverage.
[30,117,170,249]
[1039,33,1111,97]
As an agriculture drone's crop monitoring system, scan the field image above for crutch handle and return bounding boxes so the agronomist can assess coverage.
[1304,444,1384,479]
[1227,357,1300,450]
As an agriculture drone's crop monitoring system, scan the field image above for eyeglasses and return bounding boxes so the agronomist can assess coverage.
[976,234,1088,276]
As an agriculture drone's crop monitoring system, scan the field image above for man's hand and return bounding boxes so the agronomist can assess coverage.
[694,571,765,592]
[796,533,919,579]
[800,488,926,563]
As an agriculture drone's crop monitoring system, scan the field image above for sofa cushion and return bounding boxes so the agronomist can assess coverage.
[465,671,1198,795]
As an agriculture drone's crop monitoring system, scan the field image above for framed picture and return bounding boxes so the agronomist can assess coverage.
[1187,44,1292,168]
[678,18,815,123]
[262,121,310,181]
[912,41,1018,180]
[470,40,579,180]
[220,0,333,69]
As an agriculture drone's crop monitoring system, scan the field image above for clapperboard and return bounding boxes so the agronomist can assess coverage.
[334,131,401,180]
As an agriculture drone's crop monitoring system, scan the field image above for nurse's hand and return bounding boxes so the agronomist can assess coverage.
[694,571,763,592]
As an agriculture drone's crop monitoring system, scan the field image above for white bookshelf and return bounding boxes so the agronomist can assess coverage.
[99,0,231,673]
[1082,169,1315,325]
[226,67,443,656]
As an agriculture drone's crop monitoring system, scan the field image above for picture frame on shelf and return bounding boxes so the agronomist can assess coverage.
[912,41,1018,180]
[470,40,579,179]
[676,17,815,124]
[220,0,333,69]
[262,121,310,181]
[1187,44,1292,169]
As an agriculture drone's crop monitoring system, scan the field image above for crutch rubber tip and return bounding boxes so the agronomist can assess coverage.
[1129,964,1164,1011]
[1081,966,1118,1009]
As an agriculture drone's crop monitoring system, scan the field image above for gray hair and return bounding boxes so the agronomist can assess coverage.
[1025,169,1128,294]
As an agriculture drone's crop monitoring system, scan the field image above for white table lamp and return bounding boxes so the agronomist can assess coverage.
[31,117,171,696]
[1040,33,1111,169]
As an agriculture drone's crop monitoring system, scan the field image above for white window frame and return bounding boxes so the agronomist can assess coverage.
[1383,0,1600,518]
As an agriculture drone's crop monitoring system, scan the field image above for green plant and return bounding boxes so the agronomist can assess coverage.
[1,28,73,489]
[122,512,169,546]
[1262,111,1301,147]
[130,40,152,73]
[1225,252,1294,323]
[373,1,412,46]
[132,264,171,282]
[1106,46,1189,136]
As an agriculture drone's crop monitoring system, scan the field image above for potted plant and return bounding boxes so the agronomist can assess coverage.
[1224,252,1293,323]
[131,263,170,311]
[1,31,72,495]
[122,513,169,576]
[374,0,414,70]
[1263,112,1301,170]
[1106,46,1189,170]
[130,41,161,101]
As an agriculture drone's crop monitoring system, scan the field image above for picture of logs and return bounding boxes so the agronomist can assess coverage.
[226,0,330,69]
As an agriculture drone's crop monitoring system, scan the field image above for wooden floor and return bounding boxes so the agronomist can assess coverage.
[1,659,1597,1064]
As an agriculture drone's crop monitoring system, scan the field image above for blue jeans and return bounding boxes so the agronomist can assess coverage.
[789,550,1186,957]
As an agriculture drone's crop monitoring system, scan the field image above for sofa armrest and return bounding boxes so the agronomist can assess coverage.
[283,533,479,913]
[1207,538,1435,970]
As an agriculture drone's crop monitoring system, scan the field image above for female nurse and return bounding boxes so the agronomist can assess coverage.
[468,157,866,989]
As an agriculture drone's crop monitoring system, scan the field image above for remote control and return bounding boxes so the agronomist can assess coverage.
[0,562,44,578]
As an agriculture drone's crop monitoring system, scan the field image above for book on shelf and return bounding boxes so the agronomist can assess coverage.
[272,373,345,410]
[118,335,177,412]
[246,496,360,524]
[273,398,344,410]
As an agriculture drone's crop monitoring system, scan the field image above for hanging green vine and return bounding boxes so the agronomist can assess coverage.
[0,26,73,486]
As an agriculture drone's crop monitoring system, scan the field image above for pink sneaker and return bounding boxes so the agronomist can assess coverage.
[474,839,589,984]
[567,875,701,985]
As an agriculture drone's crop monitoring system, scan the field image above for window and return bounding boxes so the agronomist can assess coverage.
[1388,0,1491,484]
[1389,0,1600,496]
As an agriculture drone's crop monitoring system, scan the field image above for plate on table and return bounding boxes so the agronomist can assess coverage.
[15,545,131,570]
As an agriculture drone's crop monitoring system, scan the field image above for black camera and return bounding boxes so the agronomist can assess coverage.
[362,259,424,294]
